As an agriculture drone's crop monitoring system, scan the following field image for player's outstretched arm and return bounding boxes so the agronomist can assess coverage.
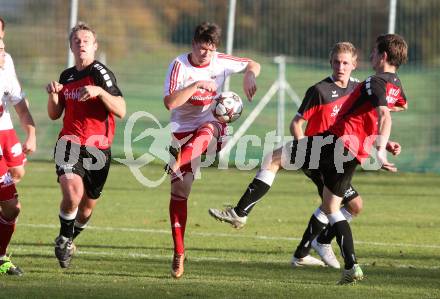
[163,80,216,110]
[14,100,36,154]
[46,81,64,120]
[243,60,260,101]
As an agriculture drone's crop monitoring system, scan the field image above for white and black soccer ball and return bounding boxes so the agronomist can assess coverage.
[212,91,243,123]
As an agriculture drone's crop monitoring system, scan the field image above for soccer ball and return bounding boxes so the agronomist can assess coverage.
[212,91,243,123]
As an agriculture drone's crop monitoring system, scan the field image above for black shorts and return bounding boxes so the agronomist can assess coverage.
[54,141,111,199]
[290,134,359,198]
[302,168,359,204]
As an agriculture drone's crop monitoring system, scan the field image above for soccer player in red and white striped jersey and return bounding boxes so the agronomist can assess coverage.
[0,17,36,183]
[0,37,24,276]
[163,22,260,278]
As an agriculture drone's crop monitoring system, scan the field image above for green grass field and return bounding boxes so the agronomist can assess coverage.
[1,161,439,298]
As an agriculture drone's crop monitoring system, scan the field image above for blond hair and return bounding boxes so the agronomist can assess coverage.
[69,22,97,45]
[329,42,357,62]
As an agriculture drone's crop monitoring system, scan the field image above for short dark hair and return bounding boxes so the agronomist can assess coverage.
[69,22,97,44]
[376,34,408,68]
[0,17,5,31]
[193,22,221,46]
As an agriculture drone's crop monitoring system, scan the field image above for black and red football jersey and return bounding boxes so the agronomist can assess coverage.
[296,77,360,136]
[329,72,407,162]
[58,60,123,149]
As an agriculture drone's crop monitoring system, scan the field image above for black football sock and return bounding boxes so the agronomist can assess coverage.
[234,179,271,217]
[73,224,85,240]
[316,224,337,245]
[317,207,353,244]
[59,215,75,239]
[332,220,357,269]
[294,213,328,258]
[73,215,92,240]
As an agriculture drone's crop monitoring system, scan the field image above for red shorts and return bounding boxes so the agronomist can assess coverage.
[172,121,229,174]
[0,129,26,168]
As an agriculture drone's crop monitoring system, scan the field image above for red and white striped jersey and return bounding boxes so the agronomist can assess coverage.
[163,52,249,132]
[4,53,17,79]
[0,63,24,130]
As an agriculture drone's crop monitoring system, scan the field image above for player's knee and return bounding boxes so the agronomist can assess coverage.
[10,167,25,183]
[61,180,84,200]
[261,149,282,172]
[1,201,21,221]
[171,173,193,198]
[346,196,363,216]
[201,122,215,130]
[10,206,21,219]
[198,124,216,139]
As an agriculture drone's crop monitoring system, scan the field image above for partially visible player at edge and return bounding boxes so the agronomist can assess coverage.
[46,22,126,268]
[209,33,408,284]
[0,37,26,276]
[163,22,260,278]
[0,17,36,183]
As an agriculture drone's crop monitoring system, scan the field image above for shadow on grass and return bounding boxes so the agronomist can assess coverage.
[359,249,440,264]
[11,241,292,255]
[3,254,439,299]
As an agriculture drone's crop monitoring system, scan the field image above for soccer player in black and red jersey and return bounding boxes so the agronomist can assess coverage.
[209,34,408,284]
[46,22,126,268]
[291,42,404,269]
[210,42,402,268]
[289,42,364,268]
[210,42,362,233]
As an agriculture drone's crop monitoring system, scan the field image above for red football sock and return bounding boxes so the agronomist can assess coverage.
[169,193,188,255]
[179,125,215,169]
[0,214,16,256]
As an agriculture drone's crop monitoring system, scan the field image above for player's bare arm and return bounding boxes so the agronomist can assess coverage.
[243,60,260,101]
[389,103,408,112]
[376,106,396,172]
[14,100,36,154]
[47,81,64,120]
[164,80,217,110]
[289,114,306,140]
[79,85,126,119]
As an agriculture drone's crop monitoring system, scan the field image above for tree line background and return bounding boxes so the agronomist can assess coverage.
[2,0,439,70]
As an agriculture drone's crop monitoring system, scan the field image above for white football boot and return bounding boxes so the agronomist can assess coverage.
[311,238,341,269]
[208,207,247,229]
[291,255,326,268]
